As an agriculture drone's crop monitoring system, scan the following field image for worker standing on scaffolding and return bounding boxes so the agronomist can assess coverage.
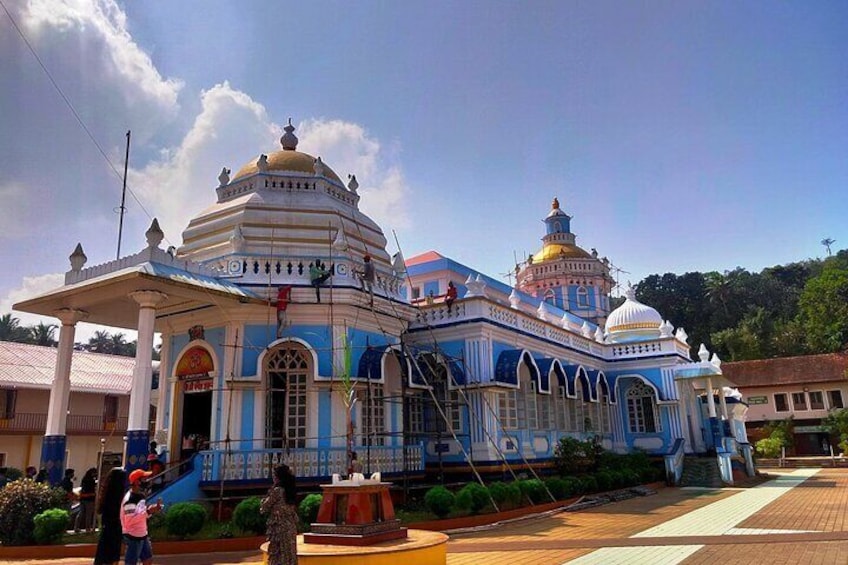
[275,286,292,338]
[356,254,376,306]
[309,260,333,303]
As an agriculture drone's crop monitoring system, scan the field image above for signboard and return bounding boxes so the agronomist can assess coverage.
[794,425,827,434]
[747,396,768,405]
[175,346,214,379]
[183,378,214,394]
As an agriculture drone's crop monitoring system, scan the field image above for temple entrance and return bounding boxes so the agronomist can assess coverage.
[181,389,212,454]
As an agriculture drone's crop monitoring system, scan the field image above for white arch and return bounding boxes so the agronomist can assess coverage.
[258,337,320,381]
[171,339,221,380]
[615,373,665,404]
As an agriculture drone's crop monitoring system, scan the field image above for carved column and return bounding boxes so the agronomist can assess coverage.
[125,290,167,472]
[41,308,89,485]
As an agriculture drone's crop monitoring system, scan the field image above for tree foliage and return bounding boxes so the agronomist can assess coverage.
[634,249,848,361]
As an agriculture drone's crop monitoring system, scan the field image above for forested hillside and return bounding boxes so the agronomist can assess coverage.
[635,250,848,361]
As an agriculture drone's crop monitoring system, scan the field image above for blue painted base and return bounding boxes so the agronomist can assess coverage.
[126,429,150,472]
[41,435,67,486]
[709,417,723,450]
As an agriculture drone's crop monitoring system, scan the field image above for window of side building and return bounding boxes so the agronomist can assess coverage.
[791,392,807,411]
[808,391,825,411]
[774,393,789,412]
[828,390,844,410]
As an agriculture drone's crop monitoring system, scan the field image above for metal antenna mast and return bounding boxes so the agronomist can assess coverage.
[116,130,131,259]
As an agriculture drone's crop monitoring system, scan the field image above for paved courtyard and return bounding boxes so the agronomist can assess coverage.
[4,468,848,565]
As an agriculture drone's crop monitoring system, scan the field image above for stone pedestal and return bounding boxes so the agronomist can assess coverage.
[304,478,407,546]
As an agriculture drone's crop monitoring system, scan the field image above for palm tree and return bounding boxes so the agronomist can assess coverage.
[88,330,112,353]
[704,272,731,317]
[29,322,58,347]
[0,313,31,343]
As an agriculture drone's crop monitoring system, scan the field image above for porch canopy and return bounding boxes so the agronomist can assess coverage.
[15,259,264,331]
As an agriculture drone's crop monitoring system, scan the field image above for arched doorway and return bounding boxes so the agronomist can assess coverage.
[174,345,215,459]
[264,344,312,449]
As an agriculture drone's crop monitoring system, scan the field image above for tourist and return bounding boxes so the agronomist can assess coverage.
[25,466,37,480]
[94,467,126,565]
[61,468,77,504]
[261,464,298,565]
[75,467,97,533]
[349,451,363,475]
[35,468,48,484]
[120,469,164,565]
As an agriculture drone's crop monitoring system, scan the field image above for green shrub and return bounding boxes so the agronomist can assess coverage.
[560,476,579,497]
[544,477,568,500]
[580,475,598,494]
[5,468,24,482]
[232,496,266,534]
[298,494,323,526]
[517,479,548,504]
[33,508,69,544]
[165,502,207,539]
[595,471,614,492]
[0,479,57,545]
[554,436,604,475]
[455,483,489,514]
[487,481,521,509]
[755,437,783,458]
[424,486,454,518]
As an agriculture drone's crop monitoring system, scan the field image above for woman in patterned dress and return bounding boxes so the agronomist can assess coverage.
[261,464,299,565]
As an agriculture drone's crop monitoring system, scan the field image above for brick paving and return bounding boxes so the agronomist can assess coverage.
[5,468,848,565]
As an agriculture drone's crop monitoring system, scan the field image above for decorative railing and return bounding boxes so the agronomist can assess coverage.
[411,297,681,361]
[0,413,128,433]
[199,444,425,484]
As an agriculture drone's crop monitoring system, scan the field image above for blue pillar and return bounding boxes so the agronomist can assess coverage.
[125,429,150,473]
[41,435,67,485]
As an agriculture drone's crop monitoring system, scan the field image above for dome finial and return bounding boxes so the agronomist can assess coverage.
[552,197,560,210]
[280,118,298,150]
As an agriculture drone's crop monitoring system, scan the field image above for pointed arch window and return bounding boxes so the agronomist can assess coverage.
[573,379,585,432]
[627,381,660,433]
[265,345,311,449]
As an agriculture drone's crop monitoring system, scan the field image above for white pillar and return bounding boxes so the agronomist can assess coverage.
[125,290,167,470]
[705,377,717,418]
[718,386,729,421]
[42,308,88,484]
[128,291,167,430]
[44,309,88,435]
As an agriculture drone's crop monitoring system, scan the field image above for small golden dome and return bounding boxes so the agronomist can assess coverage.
[532,243,592,262]
[232,149,343,184]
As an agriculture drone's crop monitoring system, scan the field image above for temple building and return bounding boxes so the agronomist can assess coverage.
[13,121,754,499]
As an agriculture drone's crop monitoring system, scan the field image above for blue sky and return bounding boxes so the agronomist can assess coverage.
[1,0,846,338]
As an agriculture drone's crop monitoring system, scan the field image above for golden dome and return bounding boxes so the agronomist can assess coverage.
[532,243,592,262]
[232,150,343,184]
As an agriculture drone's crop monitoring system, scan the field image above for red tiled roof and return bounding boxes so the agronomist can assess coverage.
[405,250,445,267]
[0,341,135,394]
[722,352,848,388]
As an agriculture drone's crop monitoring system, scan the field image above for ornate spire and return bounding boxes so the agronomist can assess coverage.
[146,218,164,249]
[69,243,87,271]
[280,118,298,150]
[552,197,560,210]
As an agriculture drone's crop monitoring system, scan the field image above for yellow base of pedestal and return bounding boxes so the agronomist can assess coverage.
[261,529,448,565]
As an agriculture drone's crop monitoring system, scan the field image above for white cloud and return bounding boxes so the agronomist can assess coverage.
[298,119,412,230]
[0,272,137,344]
[22,0,182,121]
[127,82,277,245]
[129,86,413,247]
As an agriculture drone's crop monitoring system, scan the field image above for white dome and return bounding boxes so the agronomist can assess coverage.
[605,287,663,343]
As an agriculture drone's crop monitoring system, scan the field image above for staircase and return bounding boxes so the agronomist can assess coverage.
[679,457,724,488]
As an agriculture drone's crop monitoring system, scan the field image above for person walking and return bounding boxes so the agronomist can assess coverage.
[260,464,299,565]
[93,467,126,565]
[75,467,97,533]
[120,469,163,565]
